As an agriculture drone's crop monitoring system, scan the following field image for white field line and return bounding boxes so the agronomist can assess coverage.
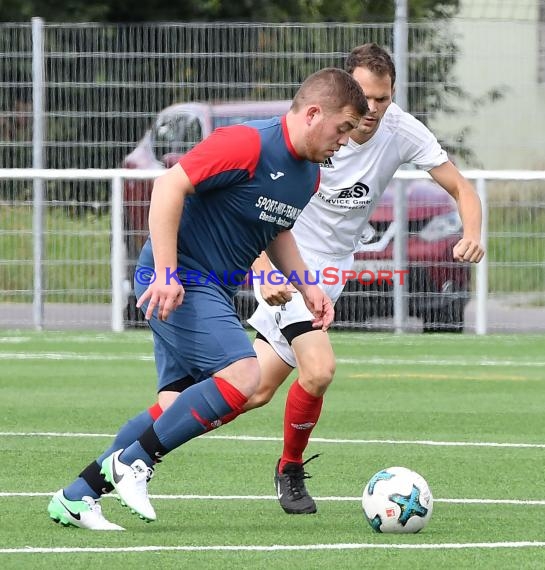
[336,357,545,368]
[2,332,543,344]
[330,333,545,344]
[0,334,153,344]
[1,491,545,506]
[2,431,545,449]
[2,423,545,554]
[0,352,154,361]
[1,351,545,367]
[2,542,545,554]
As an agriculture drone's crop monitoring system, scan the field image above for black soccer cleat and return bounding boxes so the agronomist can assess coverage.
[273,455,320,514]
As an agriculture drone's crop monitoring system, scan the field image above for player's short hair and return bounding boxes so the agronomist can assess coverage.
[345,43,396,88]
[291,67,368,117]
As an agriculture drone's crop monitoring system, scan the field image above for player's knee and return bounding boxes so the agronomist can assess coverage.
[157,392,177,410]
[299,358,336,394]
[245,383,278,410]
[221,357,261,397]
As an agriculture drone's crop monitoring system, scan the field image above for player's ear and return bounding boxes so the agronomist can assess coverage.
[305,105,321,125]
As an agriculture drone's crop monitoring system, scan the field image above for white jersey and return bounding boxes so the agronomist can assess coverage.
[293,102,448,257]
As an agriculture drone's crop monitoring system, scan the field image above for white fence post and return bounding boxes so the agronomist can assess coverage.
[111,176,125,332]
[393,0,408,112]
[393,0,409,336]
[393,179,408,333]
[475,177,488,335]
[31,17,45,330]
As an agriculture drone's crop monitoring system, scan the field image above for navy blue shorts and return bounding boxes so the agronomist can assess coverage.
[135,279,256,391]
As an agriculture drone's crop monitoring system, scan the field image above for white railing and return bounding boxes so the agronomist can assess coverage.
[2,168,163,332]
[2,168,545,333]
[392,169,545,335]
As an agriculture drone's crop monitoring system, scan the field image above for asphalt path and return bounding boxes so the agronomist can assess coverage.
[1,297,544,334]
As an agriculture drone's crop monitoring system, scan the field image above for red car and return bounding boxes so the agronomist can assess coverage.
[337,181,470,332]
[122,101,470,331]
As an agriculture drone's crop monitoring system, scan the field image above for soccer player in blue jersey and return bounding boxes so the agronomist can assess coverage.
[48,67,369,529]
[147,44,484,518]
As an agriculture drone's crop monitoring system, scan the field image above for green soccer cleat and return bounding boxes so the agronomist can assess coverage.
[48,489,124,530]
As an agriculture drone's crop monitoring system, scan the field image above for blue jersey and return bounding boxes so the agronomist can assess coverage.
[140,116,320,297]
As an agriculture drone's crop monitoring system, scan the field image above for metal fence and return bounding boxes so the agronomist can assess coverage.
[1,19,544,332]
[0,21,396,173]
[1,168,544,333]
[5,17,540,173]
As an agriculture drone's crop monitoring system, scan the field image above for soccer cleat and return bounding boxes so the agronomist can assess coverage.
[274,454,320,515]
[47,489,125,530]
[100,450,156,522]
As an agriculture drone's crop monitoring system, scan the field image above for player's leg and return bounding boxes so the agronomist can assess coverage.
[59,380,193,500]
[48,376,195,530]
[274,323,335,514]
[244,298,298,410]
[57,331,292,526]
[100,286,259,521]
[244,333,294,410]
[281,325,336,472]
[247,261,336,513]
[272,251,352,514]
[102,359,257,522]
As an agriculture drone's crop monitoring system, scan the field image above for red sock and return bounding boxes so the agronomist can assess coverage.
[213,376,247,428]
[280,379,323,473]
[148,402,163,420]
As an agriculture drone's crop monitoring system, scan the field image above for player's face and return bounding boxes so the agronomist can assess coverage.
[305,105,361,162]
[351,66,393,142]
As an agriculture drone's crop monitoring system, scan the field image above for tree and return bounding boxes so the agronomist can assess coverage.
[1,0,461,24]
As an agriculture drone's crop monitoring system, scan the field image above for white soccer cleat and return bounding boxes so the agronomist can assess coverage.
[101,450,156,522]
[48,489,125,530]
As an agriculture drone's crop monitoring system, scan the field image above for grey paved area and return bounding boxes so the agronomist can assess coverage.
[1,297,544,334]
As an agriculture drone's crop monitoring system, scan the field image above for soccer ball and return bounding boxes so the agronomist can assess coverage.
[362,466,433,533]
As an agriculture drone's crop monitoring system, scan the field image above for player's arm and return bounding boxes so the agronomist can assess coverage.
[251,251,296,306]
[266,230,334,331]
[137,163,194,320]
[428,160,485,263]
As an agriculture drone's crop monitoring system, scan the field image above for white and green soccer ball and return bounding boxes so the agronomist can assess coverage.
[362,466,433,533]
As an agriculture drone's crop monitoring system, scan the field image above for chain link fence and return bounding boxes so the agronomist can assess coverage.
[1,19,544,332]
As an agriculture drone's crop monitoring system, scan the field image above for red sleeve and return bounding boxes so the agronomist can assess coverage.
[179,125,261,190]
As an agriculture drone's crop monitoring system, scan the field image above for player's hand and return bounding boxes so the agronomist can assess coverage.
[137,279,185,321]
[302,286,335,331]
[260,282,297,306]
[453,238,485,263]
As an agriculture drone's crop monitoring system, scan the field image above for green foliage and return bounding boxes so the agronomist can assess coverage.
[0,0,461,25]
[0,0,462,23]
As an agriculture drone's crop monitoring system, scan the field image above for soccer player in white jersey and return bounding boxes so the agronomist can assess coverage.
[243,43,485,515]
